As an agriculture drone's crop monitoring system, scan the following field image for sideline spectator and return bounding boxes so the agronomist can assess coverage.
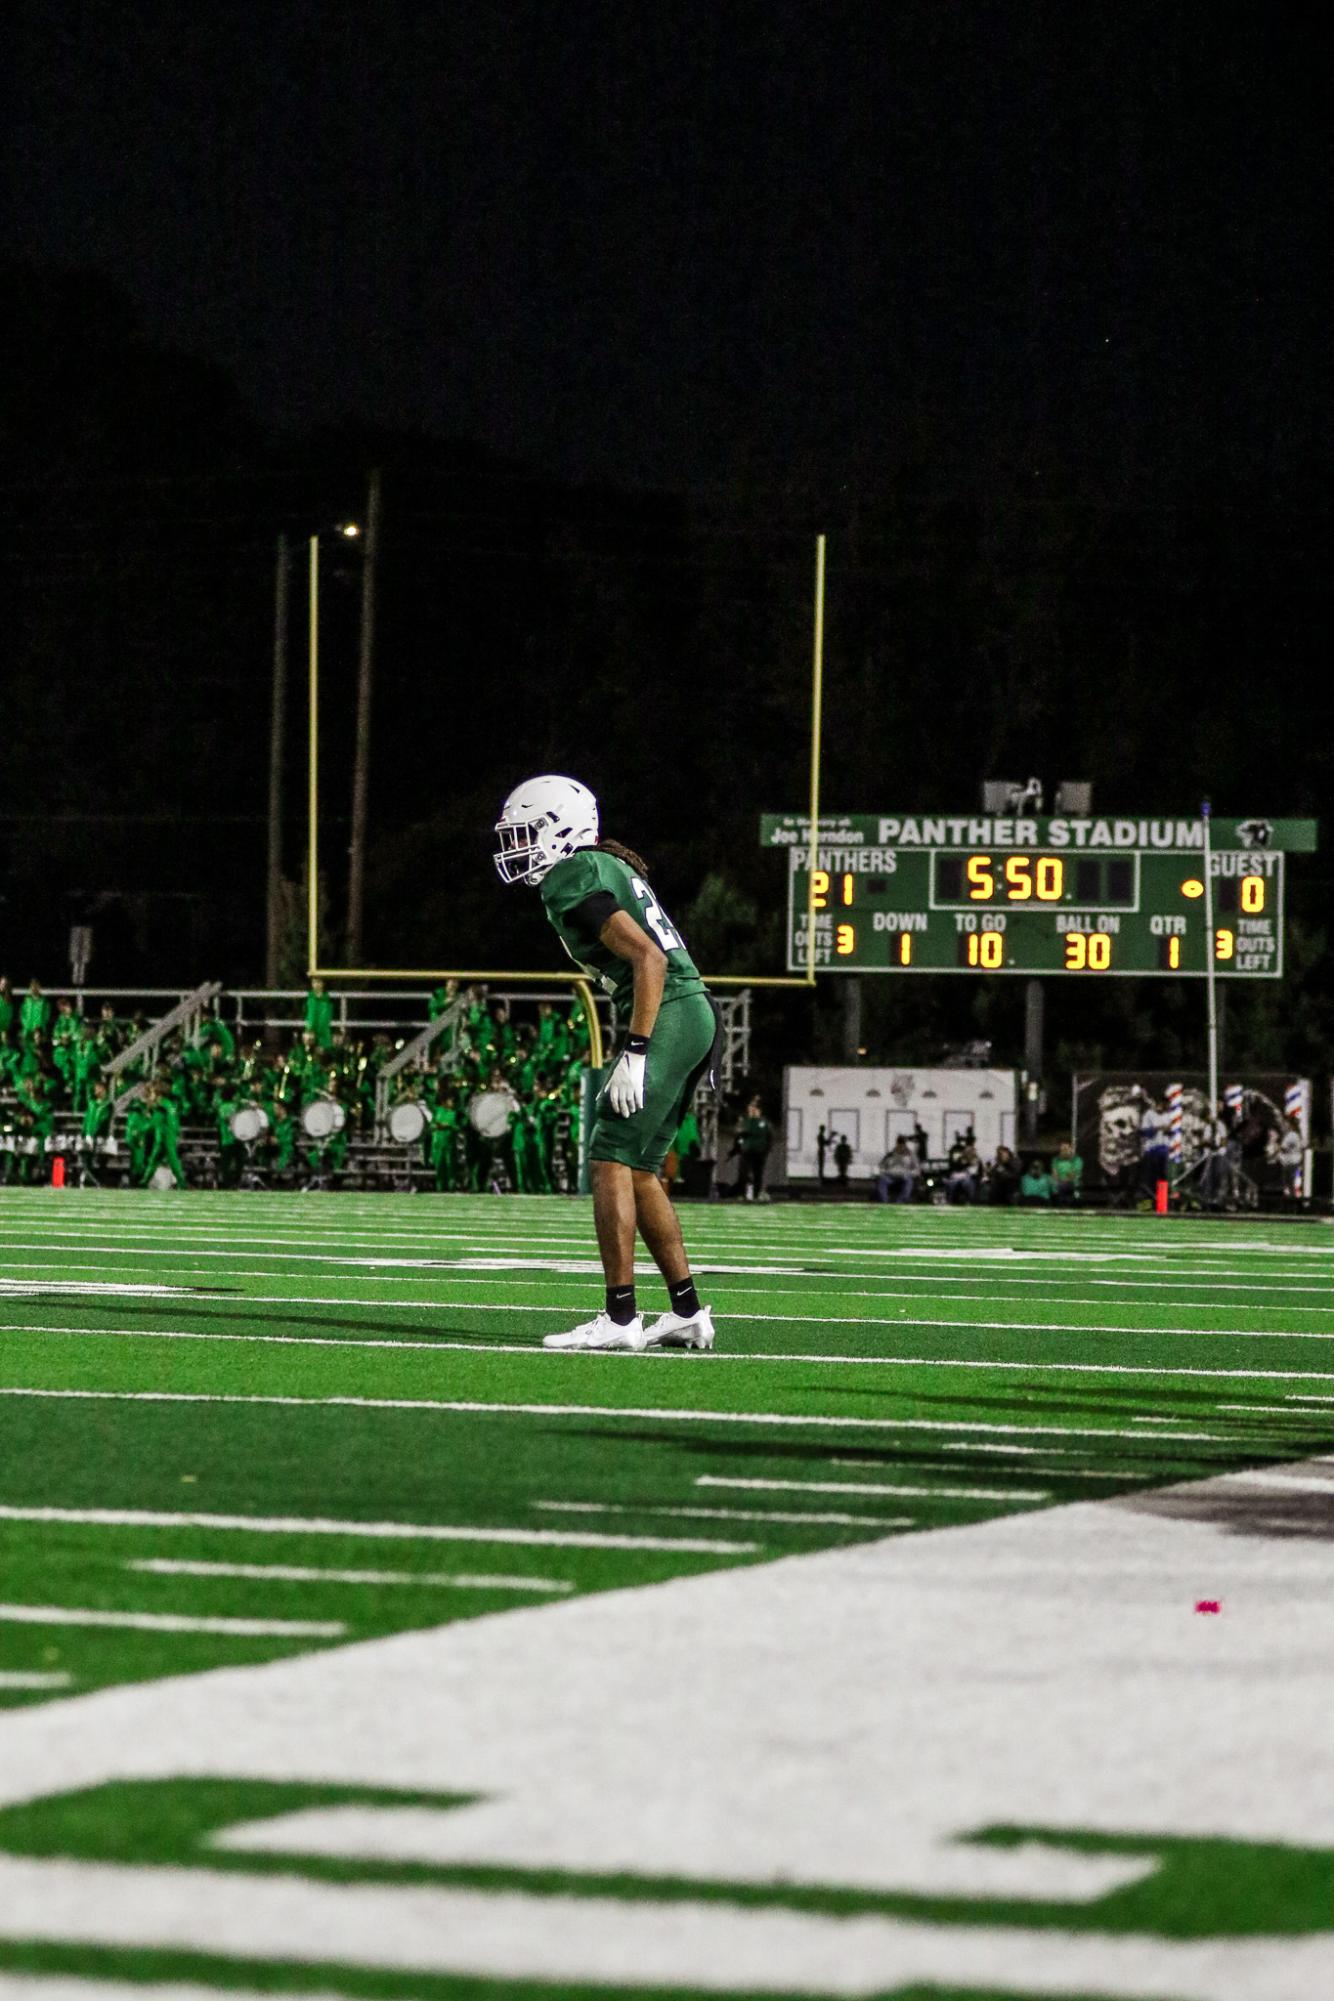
[664,1107,702,1196]
[20,980,50,1043]
[734,1096,774,1202]
[1020,1157,1053,1205]
[428,978,459,1021]
[1138,1095,1170,1195]
[816,1124,831,1183]
[988,1145,1020,1206]
[1278,1116,1304,1201]
[876,1137,918,1204]
[1051,1140,1083,1206]
[833,1131,852,1188]
[946,1136,979,1204]
[304,977,334,1050]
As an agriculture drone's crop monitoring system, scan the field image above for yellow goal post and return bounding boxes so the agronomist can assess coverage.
[304,531,828,1062]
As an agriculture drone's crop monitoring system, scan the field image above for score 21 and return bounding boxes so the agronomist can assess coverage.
[810,870,858,956]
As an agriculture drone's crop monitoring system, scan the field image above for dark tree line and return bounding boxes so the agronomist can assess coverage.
[3,258,1330,1092]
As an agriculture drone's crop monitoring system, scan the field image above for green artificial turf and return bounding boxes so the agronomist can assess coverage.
[3,1188,1334,2000]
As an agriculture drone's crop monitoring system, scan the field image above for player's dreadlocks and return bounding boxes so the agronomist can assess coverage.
[597,839,650,878]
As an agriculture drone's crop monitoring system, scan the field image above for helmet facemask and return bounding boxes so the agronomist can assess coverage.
[494,815,560,885]
[494,776,599,885]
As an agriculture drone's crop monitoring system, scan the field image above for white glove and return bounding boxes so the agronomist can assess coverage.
[606,1044,647,1117]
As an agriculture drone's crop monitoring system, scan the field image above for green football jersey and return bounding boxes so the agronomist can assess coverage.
[539,848,705,1017]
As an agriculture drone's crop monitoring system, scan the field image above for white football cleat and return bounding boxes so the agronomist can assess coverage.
[644,1304,716,1351]
[542,1311,647,1353]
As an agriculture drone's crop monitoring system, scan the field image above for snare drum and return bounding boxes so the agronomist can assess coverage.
[389,1100,428,1144]
[302,1096,347,1141]
[469,1089,518,1140]
[230,1104,270,1144]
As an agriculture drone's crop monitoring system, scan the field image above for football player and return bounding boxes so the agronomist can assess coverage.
[495,774,718,1352]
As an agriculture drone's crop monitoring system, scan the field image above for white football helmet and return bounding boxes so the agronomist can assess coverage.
[494,775,599,885]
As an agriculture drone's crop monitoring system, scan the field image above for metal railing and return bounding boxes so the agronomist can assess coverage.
[372,992,469,1136]
[698,989,751,1166]
[106,981,223,1114]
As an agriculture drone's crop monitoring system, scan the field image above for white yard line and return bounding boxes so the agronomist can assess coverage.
[36,1287,1334,1342]
[696,1475,1049,1502]
[0,1387,1231,1441]
[832,1453,1145,1482]
[0,1502,756,1556]
[127,1559,574,1593]
[0,1604,344,1638]
[3,1221,1332,1266]
[12,1324,1334,1386]
[14,1253,1334,1309]
[533,1501,916,1529]
[1215,1403,1322,1416]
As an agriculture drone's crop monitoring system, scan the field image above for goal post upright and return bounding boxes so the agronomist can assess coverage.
[806,531,825,989]
[306,534,320,977]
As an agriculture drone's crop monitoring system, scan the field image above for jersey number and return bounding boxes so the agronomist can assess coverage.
[631,875,682,952]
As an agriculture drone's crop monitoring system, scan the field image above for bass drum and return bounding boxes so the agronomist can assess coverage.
[389,1100,427,1144]
[230,1104,270,1144]
[469,1088,518,1140]
[302,1096,347,1141]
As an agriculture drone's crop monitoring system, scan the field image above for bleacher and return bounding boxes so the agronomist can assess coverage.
[0,980,752,1195]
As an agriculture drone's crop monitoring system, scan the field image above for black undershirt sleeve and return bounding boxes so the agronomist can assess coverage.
[567,889,620,941]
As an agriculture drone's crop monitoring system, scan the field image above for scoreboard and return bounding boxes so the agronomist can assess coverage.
[762,813,1317,978]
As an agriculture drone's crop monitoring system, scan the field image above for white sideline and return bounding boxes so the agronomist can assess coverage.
[0,1503,756,1556]
[0,1605,344,1638]
[0,1387,1230,1441]
[0,1671,72,1690]
[127,1560,574,1593]
[0,1976,350,2001]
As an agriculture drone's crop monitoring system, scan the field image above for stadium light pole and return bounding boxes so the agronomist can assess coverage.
[345,468,382,964]
[265,533,291,987]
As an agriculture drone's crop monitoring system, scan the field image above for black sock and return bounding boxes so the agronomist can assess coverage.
[605,1284,637,1326]
[668,1275,700,1318]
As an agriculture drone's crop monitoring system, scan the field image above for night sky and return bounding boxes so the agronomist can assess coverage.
[11,1,1325,489]
[5,0,1331,1063]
